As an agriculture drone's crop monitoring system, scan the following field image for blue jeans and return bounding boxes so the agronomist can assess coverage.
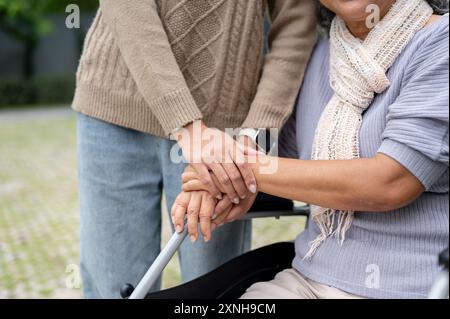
[77,113,252,299]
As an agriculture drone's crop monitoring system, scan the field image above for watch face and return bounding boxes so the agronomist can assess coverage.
[250,130,260,140]
[257,130,269,154]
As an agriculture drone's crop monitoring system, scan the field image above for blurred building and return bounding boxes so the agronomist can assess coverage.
[0,13,94,78]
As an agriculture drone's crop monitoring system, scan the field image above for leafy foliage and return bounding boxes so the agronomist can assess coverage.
[0,0,52,42]
[0,0,98,79]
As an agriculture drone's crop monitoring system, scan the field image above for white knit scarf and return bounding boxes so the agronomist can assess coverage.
[305,0,433,259]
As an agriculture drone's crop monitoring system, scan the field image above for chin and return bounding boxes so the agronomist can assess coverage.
[322,0,382,22]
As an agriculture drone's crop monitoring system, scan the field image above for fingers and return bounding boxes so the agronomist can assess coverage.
[225,194,257,223]
[222,153,247,202]
[184,148,257,201]
[190,163,222,199]
[183,162,256,197]
[182,180,209,192]
[207,161,238,200]
[199,193,215,242]
[211,204,233,228]
[184,165,196,173]
[234,141,259,194]
[187,192,202,242]
[234,153,258,195]
[224,204,245,223]
[172,205,187,233]
[173,191,220,243]
[182,171,199,184]
[172,192,191,233]
[214,196,233,217]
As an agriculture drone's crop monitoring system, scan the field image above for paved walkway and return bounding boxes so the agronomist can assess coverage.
[0,106,74,123]
[0,106,305,299]
[0,111,82,299]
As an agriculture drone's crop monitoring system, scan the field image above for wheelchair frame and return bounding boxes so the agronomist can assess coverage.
[121,202,310,299]
[121,202,449,300]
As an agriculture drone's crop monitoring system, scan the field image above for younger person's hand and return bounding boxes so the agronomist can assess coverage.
[172,121,259,203]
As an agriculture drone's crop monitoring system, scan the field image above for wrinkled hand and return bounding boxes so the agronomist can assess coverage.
[213,191,257,226]
[171,190,256,243]
[182,167,258,226]
[171,190,228,242]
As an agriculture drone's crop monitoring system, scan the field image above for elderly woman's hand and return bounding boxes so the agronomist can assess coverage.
[172,190,220,242]
[182,166,258,225]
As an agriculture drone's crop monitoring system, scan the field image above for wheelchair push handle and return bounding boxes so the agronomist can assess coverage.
[428,247,449,299]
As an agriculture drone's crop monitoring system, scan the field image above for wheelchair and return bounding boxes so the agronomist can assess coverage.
[120,194,449,300]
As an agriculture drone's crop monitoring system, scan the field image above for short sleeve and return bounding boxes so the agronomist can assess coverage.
[378,21,449,190]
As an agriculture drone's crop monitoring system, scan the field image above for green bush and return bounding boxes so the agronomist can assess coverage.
[0,76,75,108]
[45,0,99,13]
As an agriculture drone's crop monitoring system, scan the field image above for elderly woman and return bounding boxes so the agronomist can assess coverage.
[173,0,449,299]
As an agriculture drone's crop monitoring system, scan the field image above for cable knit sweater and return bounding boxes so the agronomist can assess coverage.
[72,0,316,137]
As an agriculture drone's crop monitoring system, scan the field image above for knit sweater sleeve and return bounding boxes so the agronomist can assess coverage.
[241,0,317,130]
[99,0,202,136]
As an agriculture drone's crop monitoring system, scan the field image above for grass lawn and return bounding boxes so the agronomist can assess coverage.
[0,113,306,299]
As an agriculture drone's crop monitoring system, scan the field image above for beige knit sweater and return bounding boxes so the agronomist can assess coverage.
[72,0,316,137]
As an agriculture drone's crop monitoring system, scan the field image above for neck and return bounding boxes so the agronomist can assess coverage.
[345,21,372,40]
[345,1,396,40]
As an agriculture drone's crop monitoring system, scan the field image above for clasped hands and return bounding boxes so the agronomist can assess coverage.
[171,121,263,243]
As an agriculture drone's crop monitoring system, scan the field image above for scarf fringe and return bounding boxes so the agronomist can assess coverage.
[303,209,354,260]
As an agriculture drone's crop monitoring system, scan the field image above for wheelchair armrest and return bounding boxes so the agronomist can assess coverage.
[249,193,294,212]
[244,193,310,220]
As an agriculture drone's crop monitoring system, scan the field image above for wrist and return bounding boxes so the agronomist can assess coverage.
[238,128,259,143]
[247,154,263,174]
[238,128,270,154]
[184,120,206,135]
[174,120,206,149]
[237,135,258,150]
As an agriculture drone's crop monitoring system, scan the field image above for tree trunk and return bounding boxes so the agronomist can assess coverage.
[23,39,37,80]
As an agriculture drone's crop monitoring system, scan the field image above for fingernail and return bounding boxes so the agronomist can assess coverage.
[249,184,257,194]
[204,236,210,243]
[190,235,197,243]
[232,197,240,204]
[240,195,247,200]
[216,194,223,200]
[176,225,183,233]
[219,223,224,227]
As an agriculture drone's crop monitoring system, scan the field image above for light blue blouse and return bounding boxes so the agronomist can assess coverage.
[282,14,449,299]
